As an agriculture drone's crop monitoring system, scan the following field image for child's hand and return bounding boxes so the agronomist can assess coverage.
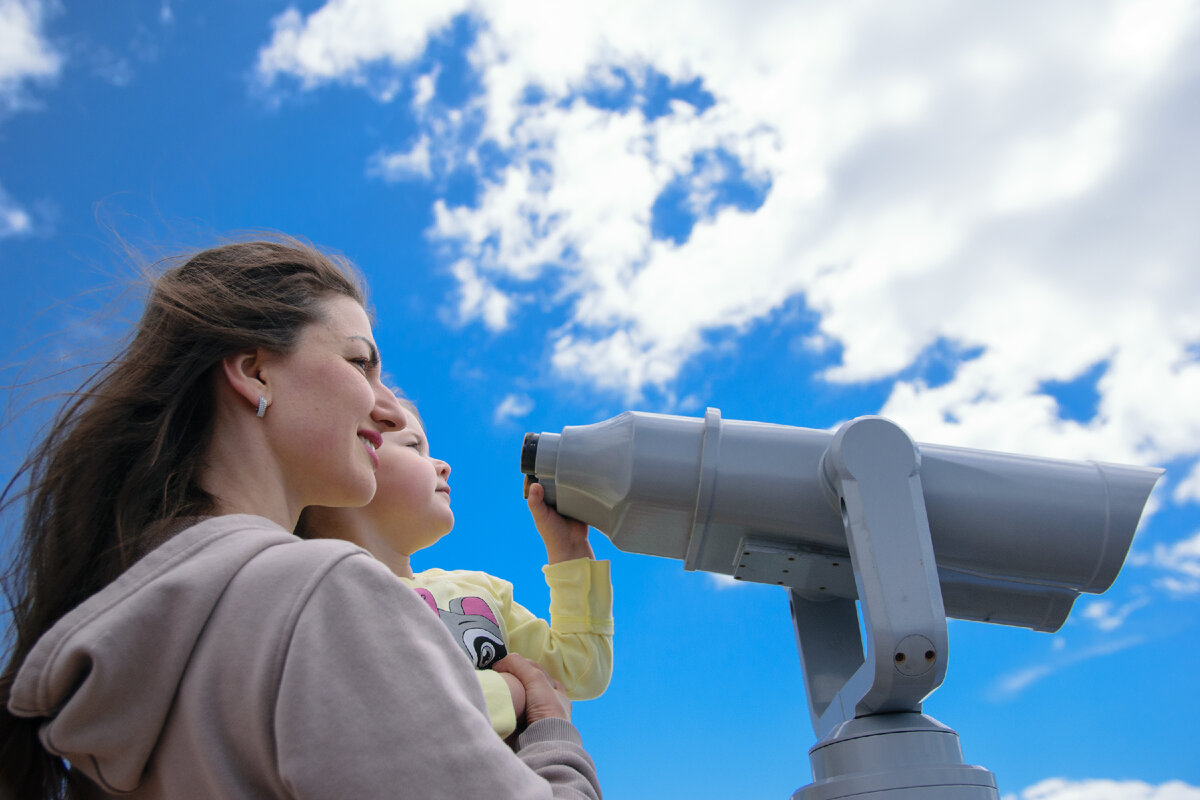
[526,481,594,564]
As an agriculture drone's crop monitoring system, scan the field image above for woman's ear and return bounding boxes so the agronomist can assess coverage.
[220,349,270,414]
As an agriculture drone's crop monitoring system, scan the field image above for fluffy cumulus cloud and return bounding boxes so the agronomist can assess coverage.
[256,0,1200,471]
[1175,461,1200,504]
[0,0,61,110]
[256,0,459,97]
[1003,778,1200,800]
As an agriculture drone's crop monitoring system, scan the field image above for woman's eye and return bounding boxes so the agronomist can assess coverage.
[349,357,371,373]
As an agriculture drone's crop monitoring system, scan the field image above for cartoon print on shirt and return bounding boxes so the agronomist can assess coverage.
[414,587,439,615]
[412,588,508,669]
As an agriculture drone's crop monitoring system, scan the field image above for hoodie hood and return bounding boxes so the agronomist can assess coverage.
[8,515,296,793]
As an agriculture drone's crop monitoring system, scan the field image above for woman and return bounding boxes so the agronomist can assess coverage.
[0,238,601,799]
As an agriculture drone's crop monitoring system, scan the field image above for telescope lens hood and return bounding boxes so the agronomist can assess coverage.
[520,432,540,475]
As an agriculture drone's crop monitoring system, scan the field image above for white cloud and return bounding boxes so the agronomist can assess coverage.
[1078,596,1150,632]
[255,2,460,95]
[1003,778,1200,800]
[989,635,1142,700]
[89,46,133,87]
[255,0,1200,470]
[1155,531,1200,577]
[1174,461,1200,504]
[448,257,511,331]
[369,135,433,180]
[1156,575,1200,595]
[1128,530,1200,596]
[412,68,437,108]
[707,573,742,591]
[0,184,33,238]
[492,393,533,425]
[0,0,62,110]
[989,109,1122,214]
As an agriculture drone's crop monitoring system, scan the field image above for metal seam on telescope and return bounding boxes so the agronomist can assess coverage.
[1088,459,1114,590]
[684,407,723,572]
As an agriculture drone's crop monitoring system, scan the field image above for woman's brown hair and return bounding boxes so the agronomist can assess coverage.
[0,236,367,799]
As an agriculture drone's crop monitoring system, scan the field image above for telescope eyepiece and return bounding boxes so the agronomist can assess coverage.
[521,432,540,475]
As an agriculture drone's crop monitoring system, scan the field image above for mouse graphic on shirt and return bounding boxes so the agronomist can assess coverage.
[414,589,508,669]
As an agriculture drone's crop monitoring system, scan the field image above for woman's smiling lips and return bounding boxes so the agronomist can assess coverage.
[357,429,383,468]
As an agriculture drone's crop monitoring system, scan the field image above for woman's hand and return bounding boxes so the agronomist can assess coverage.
[498,670,527,723]
[526,481,593,564]
[493,654,572,725]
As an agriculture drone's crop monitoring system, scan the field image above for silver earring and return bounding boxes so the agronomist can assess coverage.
[256,397,267,418]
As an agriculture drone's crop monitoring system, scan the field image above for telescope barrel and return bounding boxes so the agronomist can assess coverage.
[521,409,1161,631]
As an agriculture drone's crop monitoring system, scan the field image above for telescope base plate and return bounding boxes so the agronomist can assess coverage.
[794,712,998,800]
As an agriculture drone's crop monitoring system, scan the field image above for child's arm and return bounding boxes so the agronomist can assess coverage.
[491,488,614,700]
[498,561,614,701]
[526,482,593,563]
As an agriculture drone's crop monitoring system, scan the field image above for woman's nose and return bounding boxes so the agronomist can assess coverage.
[371,383,405,430]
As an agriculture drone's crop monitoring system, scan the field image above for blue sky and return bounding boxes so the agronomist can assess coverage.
[2,2,1199,798]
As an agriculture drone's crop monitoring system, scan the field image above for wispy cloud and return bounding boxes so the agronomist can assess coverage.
[988,635,1143,701]
[493,393,533,425]
[1078,596,1151,632]
[254,0,1200,472]
[0,184,32,239]
[1128,530,1200,596]
[707,573,742,591]
[1003,777,1200,800]
[369,136,434,181]
[88,46,133,87]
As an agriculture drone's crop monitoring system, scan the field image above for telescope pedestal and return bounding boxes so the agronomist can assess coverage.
[795,713,997,800]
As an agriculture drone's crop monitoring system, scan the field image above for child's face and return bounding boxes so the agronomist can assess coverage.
[366,407,455,553]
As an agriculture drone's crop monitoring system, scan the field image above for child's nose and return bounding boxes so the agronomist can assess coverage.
[435,459,451,478]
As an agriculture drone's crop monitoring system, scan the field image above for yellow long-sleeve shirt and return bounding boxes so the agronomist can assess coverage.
[402,558,614,738]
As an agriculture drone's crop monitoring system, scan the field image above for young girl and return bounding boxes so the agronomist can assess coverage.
[303,399,614,738]
[0,238,600,799]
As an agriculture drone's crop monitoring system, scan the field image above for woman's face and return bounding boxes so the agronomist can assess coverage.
[363,406,455,554]
[262,293,400,510]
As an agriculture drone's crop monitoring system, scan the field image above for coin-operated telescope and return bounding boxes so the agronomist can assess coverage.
[521,409,1161,800]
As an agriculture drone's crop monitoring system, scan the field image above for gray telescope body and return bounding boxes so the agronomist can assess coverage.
[522,409,1158,631]
[522,409,1161,799]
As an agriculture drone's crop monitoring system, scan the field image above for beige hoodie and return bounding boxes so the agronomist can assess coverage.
[9,515,601,799]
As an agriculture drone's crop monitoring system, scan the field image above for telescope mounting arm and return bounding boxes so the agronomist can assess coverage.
[792,416,949,740]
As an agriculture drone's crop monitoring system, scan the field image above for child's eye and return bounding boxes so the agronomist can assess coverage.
[349,357,372,373]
